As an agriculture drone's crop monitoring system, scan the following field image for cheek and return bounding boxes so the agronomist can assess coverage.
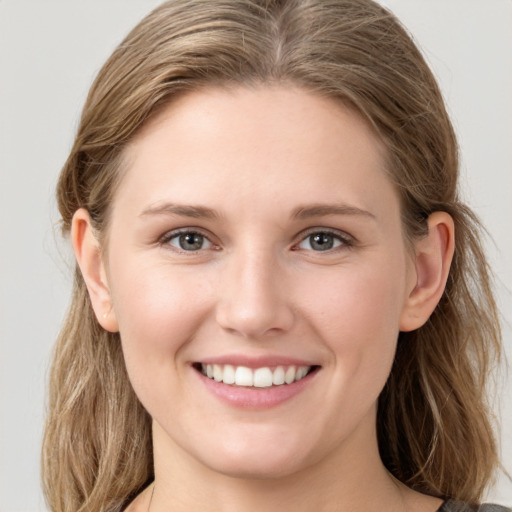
[297,260,406,398]
[112,260,209,338]
[108,260,214,387]
[299,261,406,344]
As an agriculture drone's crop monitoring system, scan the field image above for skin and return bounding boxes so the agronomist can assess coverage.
[73,86,454,512]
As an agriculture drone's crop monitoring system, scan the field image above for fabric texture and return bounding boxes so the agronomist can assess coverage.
[438,500,512,512]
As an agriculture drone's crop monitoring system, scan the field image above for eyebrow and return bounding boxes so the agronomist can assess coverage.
[139,203,219,219]
[291,203,376,220]
[139,201,376,221]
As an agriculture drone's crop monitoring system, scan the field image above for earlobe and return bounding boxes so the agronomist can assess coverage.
[399,211,455,332]
[71,208,119,333]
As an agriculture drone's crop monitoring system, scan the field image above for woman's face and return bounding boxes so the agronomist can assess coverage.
[103,86,418,478]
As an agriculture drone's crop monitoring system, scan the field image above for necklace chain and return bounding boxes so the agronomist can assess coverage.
[147,482,155,512]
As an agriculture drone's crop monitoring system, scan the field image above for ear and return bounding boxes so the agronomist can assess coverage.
[399,211,455,332]
[71,208,119,332]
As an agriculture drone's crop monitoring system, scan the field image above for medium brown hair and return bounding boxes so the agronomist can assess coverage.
[43,1,502,510]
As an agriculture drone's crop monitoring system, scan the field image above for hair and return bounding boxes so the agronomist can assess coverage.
[42,1,503,511]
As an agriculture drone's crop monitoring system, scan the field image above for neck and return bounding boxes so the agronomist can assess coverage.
[149,418,407,512]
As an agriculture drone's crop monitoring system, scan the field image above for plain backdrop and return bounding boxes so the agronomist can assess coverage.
[0,1,511,511]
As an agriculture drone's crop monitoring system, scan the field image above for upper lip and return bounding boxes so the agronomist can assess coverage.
[193,355,320,369]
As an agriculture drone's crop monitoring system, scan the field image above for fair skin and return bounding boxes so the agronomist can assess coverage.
[73,86,454,512]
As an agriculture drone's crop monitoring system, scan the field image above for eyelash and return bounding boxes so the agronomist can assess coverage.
[293,228,354,252]
[158,229,217,253]
[158,228,354,253]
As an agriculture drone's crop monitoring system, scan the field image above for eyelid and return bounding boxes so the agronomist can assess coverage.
[156,226,355,253]
[158,227,219,252]
[293,227,355,251]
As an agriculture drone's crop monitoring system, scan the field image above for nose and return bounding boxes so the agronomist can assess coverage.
[215,249,295,338]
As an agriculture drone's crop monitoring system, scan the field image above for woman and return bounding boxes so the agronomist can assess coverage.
[42,1,509,511]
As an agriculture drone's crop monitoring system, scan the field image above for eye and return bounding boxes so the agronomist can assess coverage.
[296,231,350,251]
[165,231,213,251]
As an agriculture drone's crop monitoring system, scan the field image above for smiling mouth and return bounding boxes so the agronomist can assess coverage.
[193,363,320,388]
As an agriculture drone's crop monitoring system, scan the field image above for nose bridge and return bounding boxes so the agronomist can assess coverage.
[216,244,294,338]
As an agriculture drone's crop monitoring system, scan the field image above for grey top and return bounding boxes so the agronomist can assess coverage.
[439,500,511,512]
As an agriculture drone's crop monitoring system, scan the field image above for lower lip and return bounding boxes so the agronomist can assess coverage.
[194,368,319,409]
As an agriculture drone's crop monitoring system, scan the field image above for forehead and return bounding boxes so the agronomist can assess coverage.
[130,85,384,161]
[115,86,397,222]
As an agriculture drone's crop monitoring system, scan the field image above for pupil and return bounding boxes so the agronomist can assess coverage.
[180,233,203,250]
[311,233,333,251]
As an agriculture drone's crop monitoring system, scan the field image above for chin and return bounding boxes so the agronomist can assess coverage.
[189,428,315,480]
[202,454,307,481]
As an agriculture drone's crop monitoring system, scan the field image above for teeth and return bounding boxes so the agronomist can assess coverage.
[213,364,223,382]
[223,364,235,384]
[296,366,308,381]
[285,366,296,384]
[254,367,273,388]
[235,366,253,386]
[272,366,285,385]
[200,364,312,387]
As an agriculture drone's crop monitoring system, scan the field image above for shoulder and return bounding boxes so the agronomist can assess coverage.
[439,500,512,512]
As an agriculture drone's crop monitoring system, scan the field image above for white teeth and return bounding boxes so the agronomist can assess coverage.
[235,366,253,386]
[253,367,273,388]
[284,366,296,384]
[296,366,309,381]
[223,364,235,384]
[272,366,285,385]
[201,363,313,387]
[213,364,223,382]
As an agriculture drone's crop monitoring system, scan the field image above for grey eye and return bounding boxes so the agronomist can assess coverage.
[169,232,212,251]
[298,232,343,251]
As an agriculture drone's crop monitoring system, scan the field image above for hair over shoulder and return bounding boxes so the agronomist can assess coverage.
[43,1,502,511]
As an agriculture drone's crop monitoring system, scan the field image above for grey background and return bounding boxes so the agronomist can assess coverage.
[0,1,510,510]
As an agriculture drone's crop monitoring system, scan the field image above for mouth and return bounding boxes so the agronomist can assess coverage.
[193,363,320,388]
